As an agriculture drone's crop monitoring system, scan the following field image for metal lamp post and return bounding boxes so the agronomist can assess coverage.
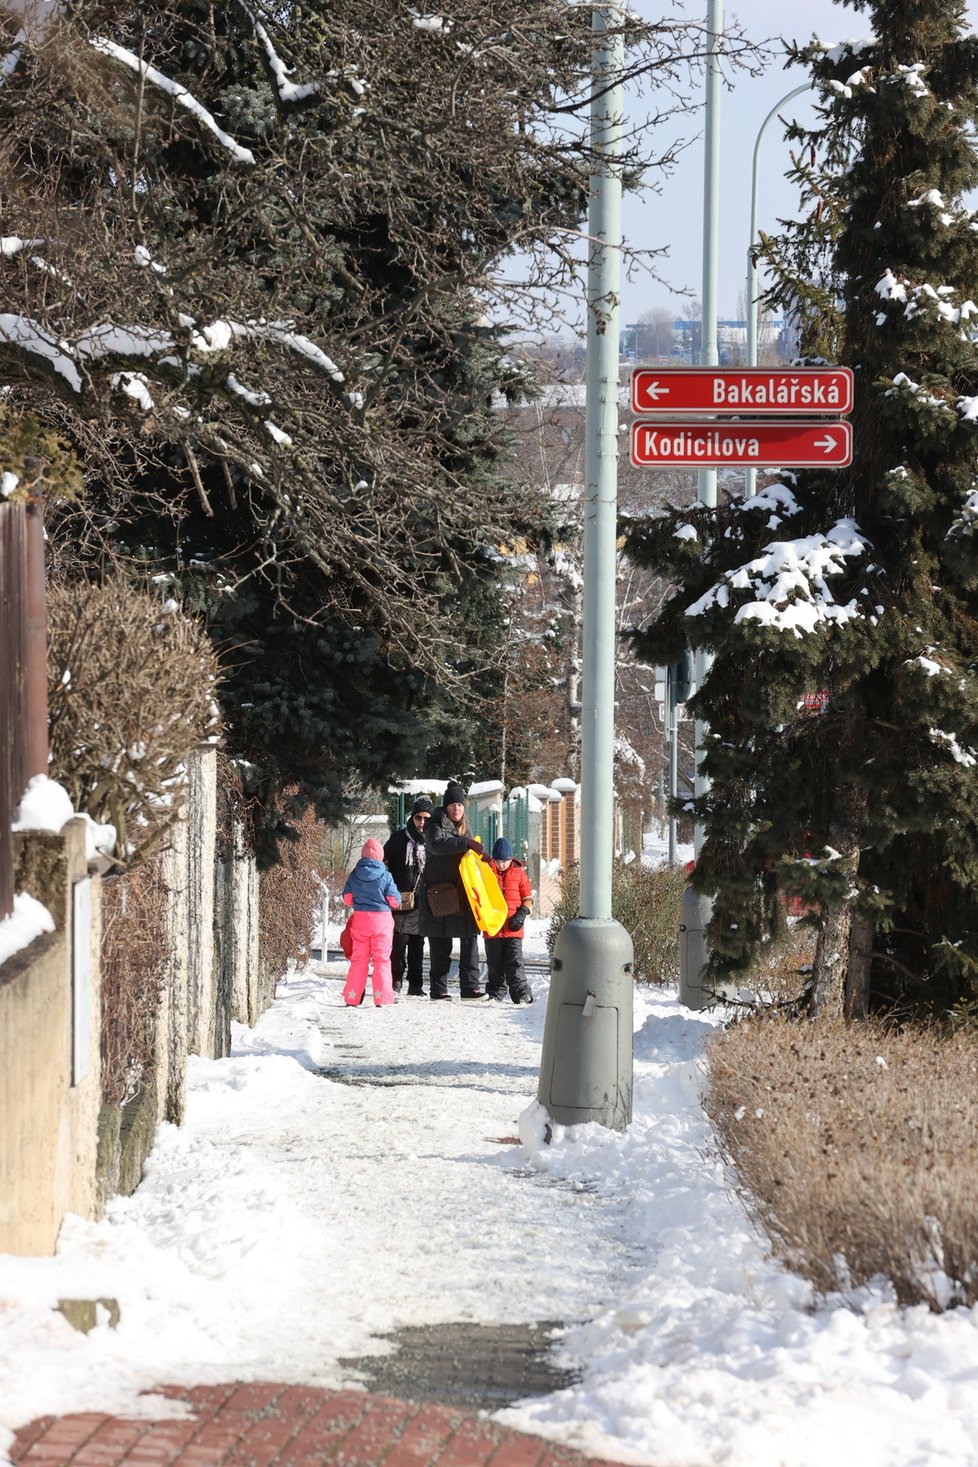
[678,0,722,1009]
[743,83,811,498]
[536,3,634,1134]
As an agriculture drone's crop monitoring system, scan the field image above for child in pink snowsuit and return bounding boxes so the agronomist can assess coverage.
[342,838,400,1006]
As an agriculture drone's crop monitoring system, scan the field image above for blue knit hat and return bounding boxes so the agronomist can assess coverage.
[492,837,513,861]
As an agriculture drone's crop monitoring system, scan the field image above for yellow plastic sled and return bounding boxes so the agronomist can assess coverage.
[459,848,508,937]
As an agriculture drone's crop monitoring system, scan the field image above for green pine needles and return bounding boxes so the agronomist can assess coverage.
[625,0,978,1019]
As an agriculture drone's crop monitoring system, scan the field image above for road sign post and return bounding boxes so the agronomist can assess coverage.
[630,362,853,1010]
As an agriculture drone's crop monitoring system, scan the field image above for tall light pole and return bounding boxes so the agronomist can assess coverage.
[679,0,722,1008]
[537,3,634,1134]
[744,83,811,498]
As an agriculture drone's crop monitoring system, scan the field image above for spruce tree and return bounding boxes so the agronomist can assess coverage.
[625,0,978,1017]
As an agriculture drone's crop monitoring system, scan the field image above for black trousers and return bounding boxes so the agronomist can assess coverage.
[485,936,528,998]
[427,934,481,997]
[391,929,425,990]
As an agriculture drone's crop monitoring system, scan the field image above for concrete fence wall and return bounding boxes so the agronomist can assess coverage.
[0,744,270,1256]
[0,818,101,1256]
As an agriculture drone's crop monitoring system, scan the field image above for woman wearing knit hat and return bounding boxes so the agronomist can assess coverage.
[340,837,401,1006]
[382,797,433,995]
[418,781,490,1000]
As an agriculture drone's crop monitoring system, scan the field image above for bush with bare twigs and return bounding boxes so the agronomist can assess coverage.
[259,795,326,984]
[547,860,688,984]
[99,856,168,1107]
[704,1015,978,1309]
[46,580,221,863]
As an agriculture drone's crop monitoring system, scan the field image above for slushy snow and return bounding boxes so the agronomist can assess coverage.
[2,921,978,1467]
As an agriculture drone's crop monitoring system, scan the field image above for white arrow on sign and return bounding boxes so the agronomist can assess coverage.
[640,379,668,402]
[814,433,839,454]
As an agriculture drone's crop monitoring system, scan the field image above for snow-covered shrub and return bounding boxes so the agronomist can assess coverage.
[46,580,221,864]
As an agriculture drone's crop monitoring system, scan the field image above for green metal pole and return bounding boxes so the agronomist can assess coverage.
[681,0,723,1008]
[537,3,634,1133]
[579,3,623,923]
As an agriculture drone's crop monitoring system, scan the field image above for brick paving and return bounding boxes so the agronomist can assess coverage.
[10,1385,635,1467]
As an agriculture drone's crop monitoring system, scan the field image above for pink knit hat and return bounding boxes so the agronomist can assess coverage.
[361,838,384,860]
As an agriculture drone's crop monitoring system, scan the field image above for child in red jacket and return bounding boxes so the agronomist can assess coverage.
[484,838,533,1004]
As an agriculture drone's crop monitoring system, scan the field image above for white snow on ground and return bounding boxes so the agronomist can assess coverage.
[3,922,978,1467]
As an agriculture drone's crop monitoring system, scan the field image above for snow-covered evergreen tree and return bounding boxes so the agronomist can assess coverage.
[626,0,978,1017]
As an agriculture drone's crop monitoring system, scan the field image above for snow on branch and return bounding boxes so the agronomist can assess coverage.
[685,519,870,637]
[828,66,875,99]
[89,37,256,165]
[814,37,876,65]
[261,321,344,381]
[0,309,344,393]
[928,727,978,767]
[886,371,955,414]
[0,313,83,392]
[945,488,978,542]
[244,7,321,104]
[1,235,44,256]
[77,323,174,360]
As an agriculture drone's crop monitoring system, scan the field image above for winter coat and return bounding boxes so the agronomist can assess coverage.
[384,822,426,936]
[342,857,400,913]
[486,858,533,938]
[418,805,478,940]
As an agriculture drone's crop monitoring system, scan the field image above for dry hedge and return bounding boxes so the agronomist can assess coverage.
[258,794,326,981]
[100,856,168,1107]
[46,580,221,863]
[704,1015,978,1309]
[547,860,689,983]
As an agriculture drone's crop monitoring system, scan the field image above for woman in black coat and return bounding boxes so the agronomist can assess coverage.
[418,781,488,1001]
[382,797,432,995]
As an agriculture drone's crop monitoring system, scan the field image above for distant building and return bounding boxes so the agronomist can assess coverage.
[623,318,791,365]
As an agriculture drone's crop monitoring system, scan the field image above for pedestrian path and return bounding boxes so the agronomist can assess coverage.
[5,959,651,1467]
[11,1383,637,1467]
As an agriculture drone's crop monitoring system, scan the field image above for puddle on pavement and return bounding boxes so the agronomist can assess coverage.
[339,1320,578,1412]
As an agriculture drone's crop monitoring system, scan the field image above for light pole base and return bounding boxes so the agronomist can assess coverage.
[679,885,716,1009]
[537,918,633,1132]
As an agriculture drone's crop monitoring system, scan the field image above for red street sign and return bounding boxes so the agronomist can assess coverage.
[631,366,853,416]
[630,419,853,468]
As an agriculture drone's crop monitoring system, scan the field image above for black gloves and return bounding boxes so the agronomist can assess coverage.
[508,906,529,930]
[465,837,484,853]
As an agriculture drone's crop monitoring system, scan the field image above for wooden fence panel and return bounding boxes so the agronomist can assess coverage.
[0,499,48,923]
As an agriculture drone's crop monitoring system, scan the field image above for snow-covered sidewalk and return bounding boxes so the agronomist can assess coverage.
[3,924,978,1467]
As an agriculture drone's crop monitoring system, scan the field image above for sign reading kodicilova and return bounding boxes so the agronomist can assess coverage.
[631,366,854,416]
[630,419,853,469]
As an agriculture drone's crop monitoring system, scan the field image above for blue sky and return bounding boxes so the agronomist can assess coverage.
[622,0,978,323]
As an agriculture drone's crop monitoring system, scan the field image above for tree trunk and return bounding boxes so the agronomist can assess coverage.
[811,781,868,1021]
[845,909,874,1018]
